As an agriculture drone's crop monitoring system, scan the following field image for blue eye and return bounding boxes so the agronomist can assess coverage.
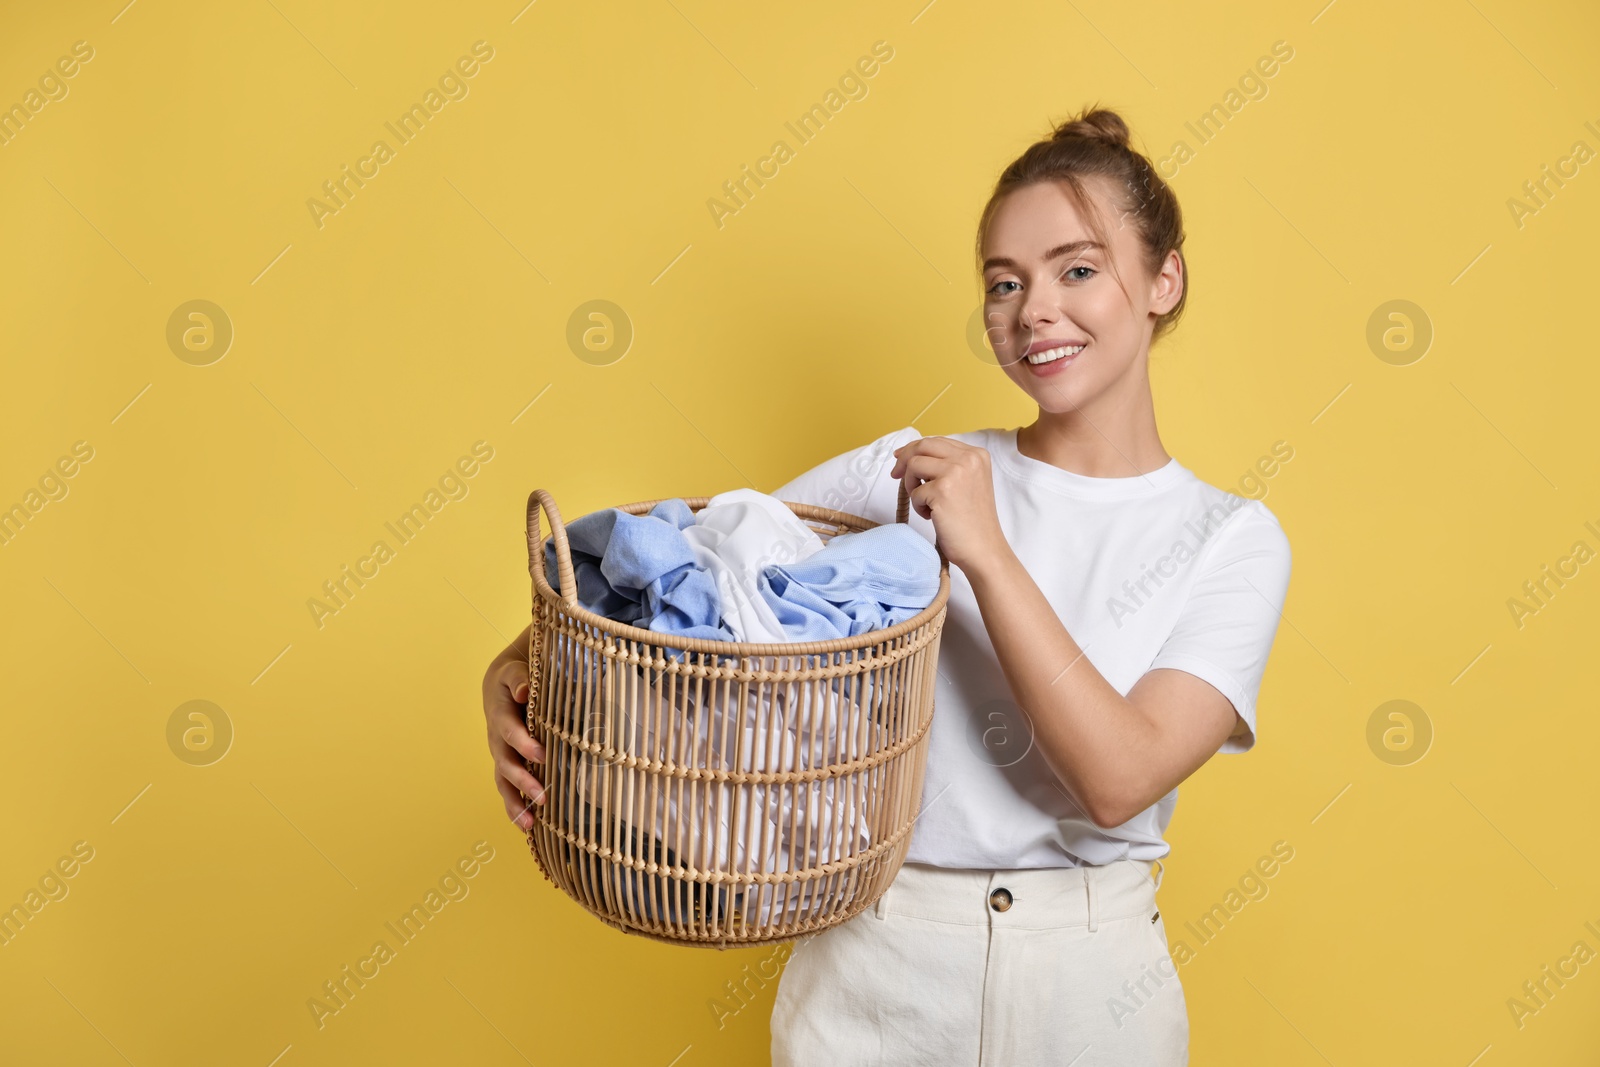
[987,280,1020,296]
[1062,266,1095,281]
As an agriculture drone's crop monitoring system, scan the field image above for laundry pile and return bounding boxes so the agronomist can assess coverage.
[543,488,940,652]
[539,488,942,927]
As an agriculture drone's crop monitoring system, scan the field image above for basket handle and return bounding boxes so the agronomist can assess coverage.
[526,489,577,605]
[895,475,948,566]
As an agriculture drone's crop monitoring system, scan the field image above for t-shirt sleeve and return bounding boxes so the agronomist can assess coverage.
[769,425,922,526]
[1146,499,1292,754]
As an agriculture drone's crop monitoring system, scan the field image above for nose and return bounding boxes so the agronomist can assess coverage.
[1019,291,1060,342]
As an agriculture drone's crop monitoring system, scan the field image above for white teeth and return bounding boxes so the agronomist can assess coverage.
[1025,344,1085,365]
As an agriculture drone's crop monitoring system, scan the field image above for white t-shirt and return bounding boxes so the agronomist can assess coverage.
[770,425,1293,869]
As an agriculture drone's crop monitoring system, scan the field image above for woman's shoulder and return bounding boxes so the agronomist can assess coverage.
[1184,474,1289,536]
[1177,476,1293,571]
[846,425,999,459]
[909,426,1000,448]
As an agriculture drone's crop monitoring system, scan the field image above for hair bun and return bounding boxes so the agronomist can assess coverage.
[1050,108,1132,149]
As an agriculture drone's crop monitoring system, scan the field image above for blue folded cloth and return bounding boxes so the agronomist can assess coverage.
[544,499,735,657]
[757,524,942,642]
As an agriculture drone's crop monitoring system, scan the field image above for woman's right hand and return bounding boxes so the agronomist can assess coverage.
[482,626,546,832]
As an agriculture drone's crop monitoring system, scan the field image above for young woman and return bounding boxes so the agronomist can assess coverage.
[481,105,1292,1064]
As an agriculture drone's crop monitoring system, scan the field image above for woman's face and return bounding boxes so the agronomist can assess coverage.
[979,179,1181,415]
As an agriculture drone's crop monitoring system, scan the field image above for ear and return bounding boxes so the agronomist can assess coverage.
[1151,250,1184,315]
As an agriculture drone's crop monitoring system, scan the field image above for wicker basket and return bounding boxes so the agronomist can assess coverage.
[522,481,950,948]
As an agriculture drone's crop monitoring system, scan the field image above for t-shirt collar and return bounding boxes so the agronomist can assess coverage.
[989,426,1188,500]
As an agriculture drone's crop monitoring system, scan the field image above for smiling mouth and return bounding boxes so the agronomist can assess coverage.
[1025,343,1085,365]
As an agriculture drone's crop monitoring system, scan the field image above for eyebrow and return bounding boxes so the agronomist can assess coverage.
[982,239,1103,273]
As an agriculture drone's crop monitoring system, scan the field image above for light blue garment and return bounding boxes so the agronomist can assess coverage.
[544,499,736,657]
[758,523,941,642]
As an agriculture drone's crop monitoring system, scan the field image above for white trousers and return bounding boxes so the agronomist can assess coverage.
[769,858,1188,1066]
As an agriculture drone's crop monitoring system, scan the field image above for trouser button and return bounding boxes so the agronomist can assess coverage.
[989,887,1013,912]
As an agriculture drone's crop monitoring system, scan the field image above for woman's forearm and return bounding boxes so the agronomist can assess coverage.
[962,548,1158,828]
[500,622,532,663]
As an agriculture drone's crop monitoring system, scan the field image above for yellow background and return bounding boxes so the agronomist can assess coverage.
[3,0,1598,1063]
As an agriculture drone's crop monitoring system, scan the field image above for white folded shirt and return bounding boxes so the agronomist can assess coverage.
[678,488,826,644]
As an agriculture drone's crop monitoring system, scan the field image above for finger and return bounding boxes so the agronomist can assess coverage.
[488,727,545,780]
[486,660,544,763]
[889,437,921,478]
[484,662,531,725]
[890,437,944,478]
[499,719,545,764]
[898,454,947,514]
[896,447,953,489]
[494,773,537,830]
[497,753,546,806]
[900,453,947,481]
[890,436,959,473]
[489,729,545,794]
[491,656,531,701]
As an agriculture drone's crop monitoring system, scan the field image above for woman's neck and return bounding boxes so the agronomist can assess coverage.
[1016,411,1171,479]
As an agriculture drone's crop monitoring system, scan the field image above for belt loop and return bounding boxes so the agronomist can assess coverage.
[1084,867,1097,933]
[874,884,891,921]
[1151,858,1165,892]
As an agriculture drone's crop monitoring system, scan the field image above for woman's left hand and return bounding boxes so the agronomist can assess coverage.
[888,436,1008,574]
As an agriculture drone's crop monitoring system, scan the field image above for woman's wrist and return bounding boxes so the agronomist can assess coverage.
[962,540,1023,595]
[499,623,532,663]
